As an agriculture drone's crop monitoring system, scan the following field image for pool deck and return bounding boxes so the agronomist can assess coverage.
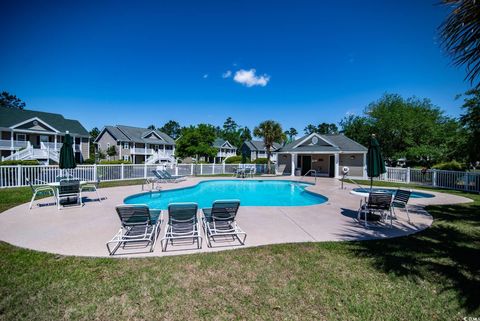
[0,177,472,258]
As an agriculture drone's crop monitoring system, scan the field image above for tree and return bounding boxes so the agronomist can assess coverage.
[159,120,182,139]
[223,117,238,133]
[175,124,218,160]
[147,124,156,130]
[106,145,117,158]
[317,123,338,135]
[457,89,480,164]
[0,91,26,110]
[340,93,464,166]
[284,127,298,143]
[304,123,338,135]
[440,0,480,88]
[253,120,285,173]
[239,126,252,142]
[304,124,317,135]
[89,127,100,160]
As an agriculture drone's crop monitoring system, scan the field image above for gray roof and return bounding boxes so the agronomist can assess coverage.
[0,107,89,137]
[277,133,367,153]
[213,138,236,149]
[243,140,281,151]
[97,125,175,144]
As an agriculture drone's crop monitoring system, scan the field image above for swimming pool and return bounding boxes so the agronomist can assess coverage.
[124,180,328,209]
[352,188,435,198]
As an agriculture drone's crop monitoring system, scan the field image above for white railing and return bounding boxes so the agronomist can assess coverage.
[131,148,154,154]
[375,167,480,193]
[0,163,277,188]
[0,140,29,149]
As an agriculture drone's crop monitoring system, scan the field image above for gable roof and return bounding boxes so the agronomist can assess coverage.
[213,138,236,149]
[277,133,367,153]
[96,125,175,144]
[0,107,89,136]
[243,140,282,151]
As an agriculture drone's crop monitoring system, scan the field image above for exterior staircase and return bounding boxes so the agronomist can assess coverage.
[145,152,175,164]
[3,145,59,164]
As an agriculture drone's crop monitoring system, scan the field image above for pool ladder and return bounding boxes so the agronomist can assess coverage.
[301,169,317,184]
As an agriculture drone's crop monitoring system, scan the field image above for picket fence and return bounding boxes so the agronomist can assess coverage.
[0,164,478,193]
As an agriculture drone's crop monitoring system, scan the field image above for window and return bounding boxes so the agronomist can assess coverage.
[107,143,110,148]
[123,142,129,149]
[123,155,129,161]
[16,133,26,141]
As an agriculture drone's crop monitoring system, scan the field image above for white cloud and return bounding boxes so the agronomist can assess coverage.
[222,70,232,78]
[233,69,270,87]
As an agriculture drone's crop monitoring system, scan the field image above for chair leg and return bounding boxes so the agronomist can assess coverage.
[405,206,410,223]
[96,189,101,202]
[29,191,37,210]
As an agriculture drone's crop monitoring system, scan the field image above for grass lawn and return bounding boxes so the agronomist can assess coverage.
[0,180,479,320]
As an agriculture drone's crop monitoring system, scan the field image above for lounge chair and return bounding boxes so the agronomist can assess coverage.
[106,204,161,255]
[27,177,57,209]
[57,179,82,209]
[392,189,412,222]
[161,170,186,182]
[152,170,185,183]
[357,192,393,227]
[80,178,101,202]
[161,202,202,251]
[202,200,247,247]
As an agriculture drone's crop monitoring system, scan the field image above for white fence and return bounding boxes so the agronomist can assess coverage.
[377,167,480,193]
[0,163,276,188]
[0,164,478,192]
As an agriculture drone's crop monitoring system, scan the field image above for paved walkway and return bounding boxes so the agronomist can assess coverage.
[0,177,472,258]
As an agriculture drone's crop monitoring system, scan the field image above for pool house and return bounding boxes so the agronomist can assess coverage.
[275,133,368,178]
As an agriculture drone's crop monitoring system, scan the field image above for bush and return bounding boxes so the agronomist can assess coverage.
[83,158,96,164]
[99,160,132,164]
[432,160,465,171]
[224,156,244,164]
[0,160,40,166]
[253,158,269,164]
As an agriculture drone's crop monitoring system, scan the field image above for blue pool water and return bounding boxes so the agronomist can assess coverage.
[124,180,328,209]
[352,188,435,198]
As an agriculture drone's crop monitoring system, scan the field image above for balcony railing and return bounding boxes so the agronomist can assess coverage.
[0,140,29,149]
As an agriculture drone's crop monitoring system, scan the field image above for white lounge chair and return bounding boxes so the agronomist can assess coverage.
[202,200,246,247]
[107,205,162,255]
[161,202,202,251]
[27,178,57,209]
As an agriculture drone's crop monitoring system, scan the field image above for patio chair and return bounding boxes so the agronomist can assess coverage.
[57,179,82,209]
[152,170,183,183]
[202,200,246,247]
[392,189,412,222]
[80,178,101,202]
[161,170,186,182]
[106,204,161,255]
[357,192,393,227]
[161,202,202,251]
[27,177,57,209]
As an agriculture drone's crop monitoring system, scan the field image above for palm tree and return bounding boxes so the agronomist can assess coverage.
[440,0,480,88]
[254,120,285,174]
[284,127,298,143]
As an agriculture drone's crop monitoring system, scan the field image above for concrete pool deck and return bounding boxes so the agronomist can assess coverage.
[0,177,472,258]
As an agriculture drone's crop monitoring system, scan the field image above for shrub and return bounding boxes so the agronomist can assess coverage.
[99,160,132,164]
[432,160,465,171]
[253,158,269,164]
[83,158,96,164]
[0,160,40,166]
[225,156,249,164]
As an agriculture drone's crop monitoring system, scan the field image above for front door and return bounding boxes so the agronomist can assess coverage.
[329,155,335,177]
[301,155,312,175]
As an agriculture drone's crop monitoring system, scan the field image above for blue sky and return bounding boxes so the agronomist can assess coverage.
[0,0,471,134]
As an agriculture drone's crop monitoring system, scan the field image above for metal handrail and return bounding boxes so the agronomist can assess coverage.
[302,169,317,184]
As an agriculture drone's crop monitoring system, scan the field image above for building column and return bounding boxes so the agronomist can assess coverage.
[334,153,340,178]
[363,153,367,179]
[119,142,122,159]
[54,135,57,151]
[290,153,296,176]
[10,131,14,150]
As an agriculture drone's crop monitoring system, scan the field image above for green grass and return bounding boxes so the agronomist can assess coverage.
[0,181,479,320]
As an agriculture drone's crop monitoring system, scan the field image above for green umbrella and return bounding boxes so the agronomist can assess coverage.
[59,132,76,171]
[366,134,386,190]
